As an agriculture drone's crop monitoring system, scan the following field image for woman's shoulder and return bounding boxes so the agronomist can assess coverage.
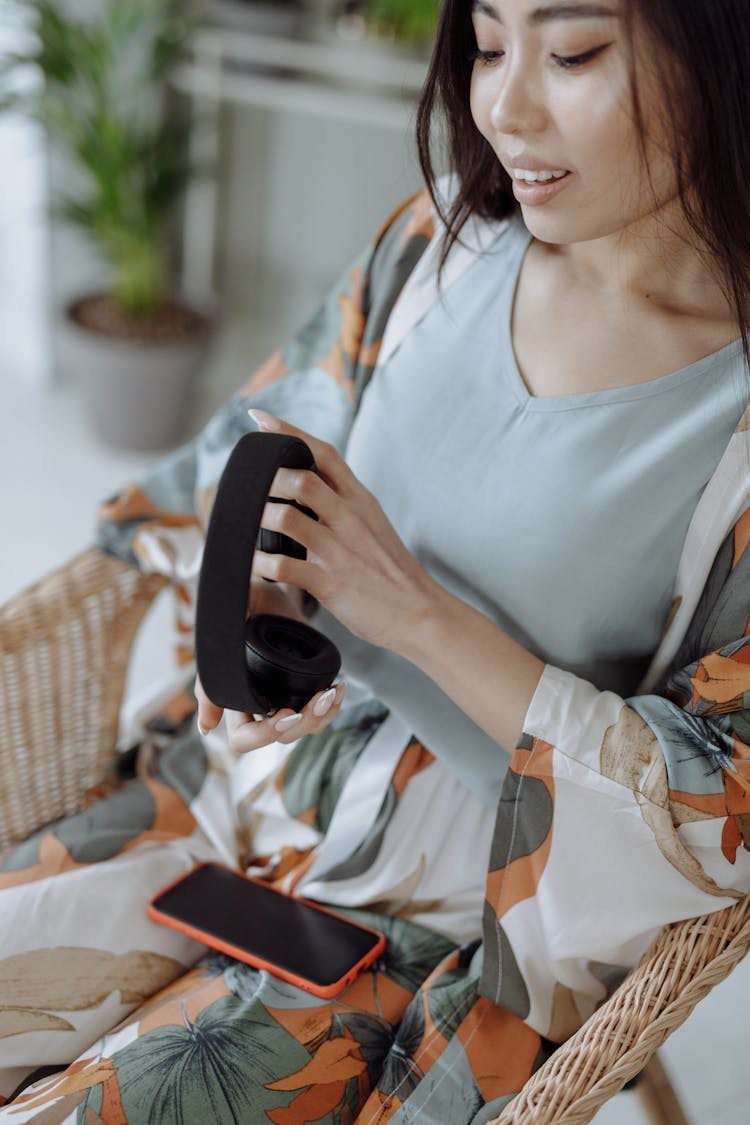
[365,180,527,374]
[370,174,525,290]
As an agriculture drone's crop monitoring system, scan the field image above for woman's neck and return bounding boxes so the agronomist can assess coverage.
[548,202,735,323]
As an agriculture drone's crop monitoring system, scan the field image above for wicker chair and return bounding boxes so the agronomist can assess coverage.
[3,548,750,1124]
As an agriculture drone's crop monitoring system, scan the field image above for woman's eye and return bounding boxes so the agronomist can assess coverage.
[552,43,612,69]
[468,48,504,66]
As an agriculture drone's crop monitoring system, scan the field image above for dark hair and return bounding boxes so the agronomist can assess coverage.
[416,0,750,374]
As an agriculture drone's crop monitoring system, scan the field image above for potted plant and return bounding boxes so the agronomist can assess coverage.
[363,0,439,47]
[0,0,214,450]
[335,0,439,54]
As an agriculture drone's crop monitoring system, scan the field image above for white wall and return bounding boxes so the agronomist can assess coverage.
[199,100,424,408]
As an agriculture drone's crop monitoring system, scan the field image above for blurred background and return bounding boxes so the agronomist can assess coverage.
[0,0,433,604]
[0,5,748,1122]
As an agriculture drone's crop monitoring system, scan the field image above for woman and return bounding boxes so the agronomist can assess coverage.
[2,1,750,1121]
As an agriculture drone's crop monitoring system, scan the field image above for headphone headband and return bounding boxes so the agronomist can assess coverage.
[195,431,315,714]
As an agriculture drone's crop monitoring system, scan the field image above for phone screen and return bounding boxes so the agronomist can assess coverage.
[149,863,385,993]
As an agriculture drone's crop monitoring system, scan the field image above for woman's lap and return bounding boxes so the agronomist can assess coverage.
[0,915,465,1123]
[1,933,547,1125]
[0,768,486,1123]
[0,767,215,1099]
[0,738,545,1122]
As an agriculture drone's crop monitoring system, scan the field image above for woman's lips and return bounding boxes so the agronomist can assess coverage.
[511,172,572,205]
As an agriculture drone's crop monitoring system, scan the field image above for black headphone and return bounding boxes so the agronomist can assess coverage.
[195,431,341,716]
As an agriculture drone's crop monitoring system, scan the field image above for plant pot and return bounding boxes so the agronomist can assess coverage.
[60,293,216,452]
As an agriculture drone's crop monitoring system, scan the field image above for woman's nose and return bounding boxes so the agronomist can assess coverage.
[489,63,546,134]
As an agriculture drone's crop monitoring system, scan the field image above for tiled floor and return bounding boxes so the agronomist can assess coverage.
[2,368,750,1124]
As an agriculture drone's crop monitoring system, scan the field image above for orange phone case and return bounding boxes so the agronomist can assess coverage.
[147,862,387,1000]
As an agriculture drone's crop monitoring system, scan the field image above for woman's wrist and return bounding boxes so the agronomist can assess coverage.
[391,570,458,667]
[392,570,545,753]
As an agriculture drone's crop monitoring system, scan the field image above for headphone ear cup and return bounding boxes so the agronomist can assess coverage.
[244,614,341,713]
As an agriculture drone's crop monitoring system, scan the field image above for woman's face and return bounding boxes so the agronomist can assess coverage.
[468,0,679,245]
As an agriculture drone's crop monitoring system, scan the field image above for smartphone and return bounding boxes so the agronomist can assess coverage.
[148,862,387,999]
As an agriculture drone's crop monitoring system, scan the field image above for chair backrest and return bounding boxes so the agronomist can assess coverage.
[0,549,165,848]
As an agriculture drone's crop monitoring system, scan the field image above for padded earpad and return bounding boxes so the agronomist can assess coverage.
[195,431,342,715]
[244,614,341,712]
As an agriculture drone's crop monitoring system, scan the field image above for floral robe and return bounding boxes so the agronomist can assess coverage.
[1,188,750,1124]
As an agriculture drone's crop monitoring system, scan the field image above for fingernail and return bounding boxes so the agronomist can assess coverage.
[275,713,303,732]
[313,687,337,717]
[248,409,280,432]
[197,721,209,737]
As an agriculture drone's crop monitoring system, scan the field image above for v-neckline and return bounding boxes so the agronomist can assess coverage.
[502,220,744,413]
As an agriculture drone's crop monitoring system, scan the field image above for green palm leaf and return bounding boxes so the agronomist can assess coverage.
[0,0,194,318]
[335,908,454,994]
[105,996,310,1124]
[425,953,481,1041]
[365,0,440,43]
[377,994,426,1102]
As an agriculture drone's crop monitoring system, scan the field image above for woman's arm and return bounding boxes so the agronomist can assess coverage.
[398,577,545,754]
[247,408,750,1046]
[248,410,544,753]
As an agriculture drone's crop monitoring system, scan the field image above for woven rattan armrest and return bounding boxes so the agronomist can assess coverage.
[0,548,166,850]
[489,894,750,1124]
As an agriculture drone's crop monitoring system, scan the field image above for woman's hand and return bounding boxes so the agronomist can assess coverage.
[248,409,438,654]
[198,409,546,757]
[195,576,346,752]
[196,675,346,754]
[248,446,543,755]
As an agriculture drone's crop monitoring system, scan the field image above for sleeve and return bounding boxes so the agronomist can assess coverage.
[95,191,436,664]
[479,503,750,1043]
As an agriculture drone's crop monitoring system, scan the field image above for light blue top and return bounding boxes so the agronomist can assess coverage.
[311,216,747,806]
